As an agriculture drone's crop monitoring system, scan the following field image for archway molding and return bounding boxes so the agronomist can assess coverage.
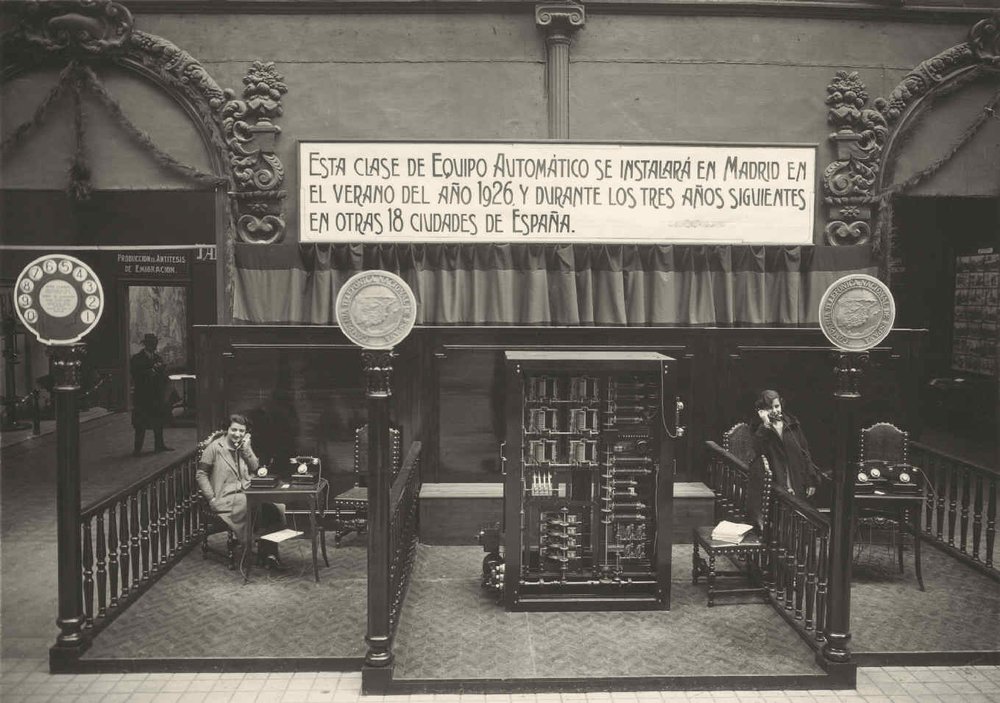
[823,13,1000,276]
[1,0,289,319]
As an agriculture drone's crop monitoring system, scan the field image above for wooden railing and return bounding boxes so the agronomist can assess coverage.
[911,442,998,580]
[388,442,422,636]
[769,488,830,647]
[705,441,832,650]
[79,448,203,637]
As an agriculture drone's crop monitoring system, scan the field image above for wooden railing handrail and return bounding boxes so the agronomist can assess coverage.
[705,440,749,472]
[772,484,830,529]
[911,441,998,478]
[81,448,198,518]
[707,439,828,528]
[390,441,422,514]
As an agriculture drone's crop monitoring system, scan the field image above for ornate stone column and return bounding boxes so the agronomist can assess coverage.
[535,3,585,140]
[822,350,868,664]
[49,343,88,670]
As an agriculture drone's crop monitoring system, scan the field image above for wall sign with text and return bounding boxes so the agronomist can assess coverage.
[299,141,816,244]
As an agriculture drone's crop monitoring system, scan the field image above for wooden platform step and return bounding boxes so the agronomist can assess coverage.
[418,482,715,546]
[419,483,504,545]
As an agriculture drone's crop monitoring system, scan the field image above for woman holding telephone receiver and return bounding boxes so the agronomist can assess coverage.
[752,390,826,502]
[197,414,287,571]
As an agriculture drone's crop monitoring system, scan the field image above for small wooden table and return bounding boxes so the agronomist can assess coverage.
[244,479,330,582]
[855,491,924,591]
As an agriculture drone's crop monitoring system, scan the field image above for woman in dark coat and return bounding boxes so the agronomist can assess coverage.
[752,389,825,501]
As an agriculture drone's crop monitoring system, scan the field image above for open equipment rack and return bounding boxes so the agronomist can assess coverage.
[502,351,678,611]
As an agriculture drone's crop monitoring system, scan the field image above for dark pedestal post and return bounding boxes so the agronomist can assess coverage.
[2,315,30,431]
[48,343,89,670]
[822,350,867,664]
[364,349,394,671]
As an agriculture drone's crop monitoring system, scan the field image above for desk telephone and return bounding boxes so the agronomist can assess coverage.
[289,456,321,485]
[249,464,280,489]
[855,460,919,495]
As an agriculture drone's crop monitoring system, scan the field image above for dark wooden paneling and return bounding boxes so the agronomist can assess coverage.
[196,326,927,488]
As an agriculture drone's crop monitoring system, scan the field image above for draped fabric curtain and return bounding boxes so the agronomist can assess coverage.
[233,243,875,326]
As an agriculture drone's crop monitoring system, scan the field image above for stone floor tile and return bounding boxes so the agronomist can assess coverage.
[230,692,261,703]
[176,693,208,703]
[254,692,286,703]
[152,694,184,703]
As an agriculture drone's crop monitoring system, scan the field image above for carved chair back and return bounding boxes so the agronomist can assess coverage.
[860,422,908,465]
[723,422,756,467]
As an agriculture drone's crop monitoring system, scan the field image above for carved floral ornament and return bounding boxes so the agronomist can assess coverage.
[823,13,1000,251]
[2,0,287,244]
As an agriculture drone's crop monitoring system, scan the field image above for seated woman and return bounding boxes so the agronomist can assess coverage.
[752,390,826,504]
[196,413,287,571]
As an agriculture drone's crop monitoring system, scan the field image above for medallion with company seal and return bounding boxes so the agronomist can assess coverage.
[335,270,417,349]
[819,273,896,351]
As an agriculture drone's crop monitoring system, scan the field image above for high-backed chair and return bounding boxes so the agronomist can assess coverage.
[197,430,238,569]
[330,423,401,545]
[692,455,773,606]
[856,422,922,587]
[723,422,756,467]
[712,422,755,521]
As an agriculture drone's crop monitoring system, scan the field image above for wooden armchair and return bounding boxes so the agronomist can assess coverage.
[856,422,923,588]
[693,453,773,606]
[330,423,401,545]
[197,430,237,569]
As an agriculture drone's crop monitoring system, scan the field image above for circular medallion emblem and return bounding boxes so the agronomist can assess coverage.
[14,254,104,345]
[819,274,895,351]
[335,271,416,349]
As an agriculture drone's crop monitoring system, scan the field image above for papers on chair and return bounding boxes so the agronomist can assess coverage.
[260,529,303,543]
[711,520,754,544]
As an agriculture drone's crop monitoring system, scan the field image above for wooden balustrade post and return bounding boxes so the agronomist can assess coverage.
[822,350,866,664]
[364,349,395,670]
[48,343,88,670]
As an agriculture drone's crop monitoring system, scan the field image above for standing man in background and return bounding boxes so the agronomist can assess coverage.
[130,333,172,456]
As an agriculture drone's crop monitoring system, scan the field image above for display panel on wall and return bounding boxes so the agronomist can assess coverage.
[299,141,815,245]
[952,252,999,377]
[127,286,187,369]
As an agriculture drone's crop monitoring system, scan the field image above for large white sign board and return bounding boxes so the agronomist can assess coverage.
[299,141,815,244]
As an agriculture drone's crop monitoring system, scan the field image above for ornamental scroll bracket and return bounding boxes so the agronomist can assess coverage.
[822,70,887,247]
[223,60,288,245]
[823,13,1000,250]
[3,0,289,245]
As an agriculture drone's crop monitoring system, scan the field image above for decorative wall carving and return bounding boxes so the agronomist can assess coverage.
[823,13,999,257]
[823,71,887,246]
[223,61,288,244]
[2,0,289,246]
[21,0,134,54]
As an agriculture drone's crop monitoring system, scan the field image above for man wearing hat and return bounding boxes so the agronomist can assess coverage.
[129,333,172,456]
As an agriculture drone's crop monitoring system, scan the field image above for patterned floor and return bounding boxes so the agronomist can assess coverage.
[83,532,368,660]
[391,545,824,681]
[850,537,1000,653]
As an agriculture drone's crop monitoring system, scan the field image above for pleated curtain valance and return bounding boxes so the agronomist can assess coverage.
[233,243,876,326]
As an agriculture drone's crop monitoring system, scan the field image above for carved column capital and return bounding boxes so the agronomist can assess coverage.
[362,350,395,399]
[535,3,586,36]
[832,351,869,399]
[48,344,88,391]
